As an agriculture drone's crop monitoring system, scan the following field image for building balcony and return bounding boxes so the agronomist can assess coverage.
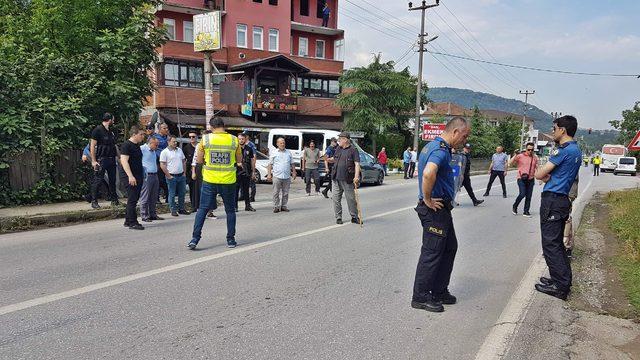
[154,86,227,112]
[297,96,341,117]
[158,1,226,14]
[289,55,343,76]
[255,94,298,113]
[160,40,228,63]
[291,21,344,37]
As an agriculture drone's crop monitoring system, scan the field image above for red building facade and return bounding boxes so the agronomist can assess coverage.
[144,0,345,136]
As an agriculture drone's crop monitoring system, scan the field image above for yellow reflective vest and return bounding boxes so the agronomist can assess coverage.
[593,157,601,165]
[201,132,238,184]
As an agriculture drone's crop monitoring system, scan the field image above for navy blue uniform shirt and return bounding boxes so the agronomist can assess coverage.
[417,137,454,200]
[544,140,582,195]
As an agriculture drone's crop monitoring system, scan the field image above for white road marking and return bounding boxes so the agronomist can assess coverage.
[0,176,516,317]
[474,168,596,359]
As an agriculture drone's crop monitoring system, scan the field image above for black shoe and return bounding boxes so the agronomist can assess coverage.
[322,190,329,198]
[351,217,361,224]
[178,210,191,215]
[245,206,256,212]
[91,201,101,209]
[273,207,280,213]
[473,200,484,206]
[411,299,444,313]
[207,212,217,218]
[187,240,197,250]
[534,283,568,301]
[238,197,245,201]
[523,211,532,218]
[227,241,237,248]
[111,200,121,206]
[128,223,145,230]
[512,205,518,215]
[150,216,165,220]
[336,219,343,224]
[171,211,178,217]
[123,222,131,228]
[280,206,289,212]
[142,218,152,223]
[539,276,553,286]
[483,193,489,197]
[433,290,457,305]
[503,194,507,198]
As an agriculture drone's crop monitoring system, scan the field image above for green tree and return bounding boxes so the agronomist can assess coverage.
[0,0,166,205]
[466,106,498,157]
[337,54,425,153]
[609,102,640,145]
[495,117,521,154]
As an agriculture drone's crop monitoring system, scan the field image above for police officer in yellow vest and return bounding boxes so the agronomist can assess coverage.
[188,118,243,250]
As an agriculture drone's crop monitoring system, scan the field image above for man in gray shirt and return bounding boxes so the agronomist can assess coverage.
[484,146,509,198]
[302,140,321,196]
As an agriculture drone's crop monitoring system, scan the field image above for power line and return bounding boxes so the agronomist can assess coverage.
[340,10,414,45]
[428,50,640,77]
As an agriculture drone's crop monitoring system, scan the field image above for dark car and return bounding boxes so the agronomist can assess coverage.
[318,143,385,186]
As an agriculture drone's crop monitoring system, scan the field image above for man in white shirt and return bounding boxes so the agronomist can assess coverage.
[160,135,190,216]
[267,137,297,213]
[409,147,418,178]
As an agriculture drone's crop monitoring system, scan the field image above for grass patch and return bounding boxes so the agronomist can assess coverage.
[607,188,640,312]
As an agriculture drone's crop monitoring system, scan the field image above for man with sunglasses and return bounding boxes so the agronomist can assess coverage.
[183,130,199,211]
[509,143,538,217]
[534,115,582,300]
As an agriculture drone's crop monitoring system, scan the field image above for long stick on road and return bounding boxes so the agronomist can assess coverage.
[354,184,363,228]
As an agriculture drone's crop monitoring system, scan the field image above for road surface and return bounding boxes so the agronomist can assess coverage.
[0,167,637,359]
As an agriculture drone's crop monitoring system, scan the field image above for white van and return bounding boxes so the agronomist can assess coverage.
[267,128,340,168]
[613,157,637,176]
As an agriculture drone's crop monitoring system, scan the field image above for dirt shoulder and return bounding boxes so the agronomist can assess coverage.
[505,192,640,359]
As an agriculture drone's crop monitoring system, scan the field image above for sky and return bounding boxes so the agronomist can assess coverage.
[337,0,640,129]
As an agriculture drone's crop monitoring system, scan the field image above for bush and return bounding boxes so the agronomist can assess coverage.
[388,158,404,170]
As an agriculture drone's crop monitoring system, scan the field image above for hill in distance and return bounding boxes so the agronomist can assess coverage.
[427,87,620,151]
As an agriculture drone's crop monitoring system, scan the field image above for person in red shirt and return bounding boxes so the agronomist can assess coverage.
[508,142,539,217]
[377,147,388,176]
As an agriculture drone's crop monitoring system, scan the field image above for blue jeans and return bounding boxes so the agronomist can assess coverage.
[514,178,535,213]
[191,182,236,245]
[166,174,186,212]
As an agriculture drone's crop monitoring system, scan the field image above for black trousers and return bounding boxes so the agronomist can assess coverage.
[413,203,458,302]
[540,192,572,291]
[403,162,410,178]
[408,162,416,178]
[236,175,251,209]
[250,178,256,200]
[485,170,507,195]
[461,175,478,202]
[157,165,169,202]
[593,165,600,176]
[91,157,117,202]
[124,180,142,226]
[514,178,535,212]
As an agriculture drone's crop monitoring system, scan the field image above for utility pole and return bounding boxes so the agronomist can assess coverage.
[409,0,440,150]
[204,52,214,130]
[519,90,535,151]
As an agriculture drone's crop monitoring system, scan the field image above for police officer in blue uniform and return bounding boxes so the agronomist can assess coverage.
[534,115,582,300]
[412,117,471,313]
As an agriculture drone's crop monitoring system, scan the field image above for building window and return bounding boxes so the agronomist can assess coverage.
[334,38,344,61]
[236,24,247,48]
[268,29,279,52]
[317,0,325,18]
[300,0,309,16]
[253,0,262,2]
[163,18,176,40]
[252,26,263,50]
[162,60,204,89]
[298,37,308,57]
[315,40,325,58]
[269,0,278,4]
[183,21,194,43]
[297,77,340,98]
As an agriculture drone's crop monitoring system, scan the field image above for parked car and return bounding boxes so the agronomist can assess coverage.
[268,128,340,170]
[613,156,637,176]
[317,142,384,186]
[254,150,270,183]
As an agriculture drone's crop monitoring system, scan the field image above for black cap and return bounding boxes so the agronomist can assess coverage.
[102,112,114,122]
[146,123,154,130]
[464,143,471,148]
[210,117,225,128]
[338,132,350,139]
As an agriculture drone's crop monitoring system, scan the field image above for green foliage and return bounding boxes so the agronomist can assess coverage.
[609,102,640,145]
[0,0,166,204]
[337,54,425,150]
[374,132,405,159]
[466,106,498,158]
[495,117,522,154]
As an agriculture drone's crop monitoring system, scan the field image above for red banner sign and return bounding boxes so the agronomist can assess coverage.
[422,123,446,141]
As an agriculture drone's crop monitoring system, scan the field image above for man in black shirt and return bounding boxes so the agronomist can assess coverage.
[236,133,256,212]
[461,143,484,206]
[120,125,146,230]
[330,132,361,224]
[90,113,119,209]
[183,130,198,211]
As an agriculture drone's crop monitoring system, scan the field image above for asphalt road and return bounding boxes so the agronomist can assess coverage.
[0,167,637,359]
